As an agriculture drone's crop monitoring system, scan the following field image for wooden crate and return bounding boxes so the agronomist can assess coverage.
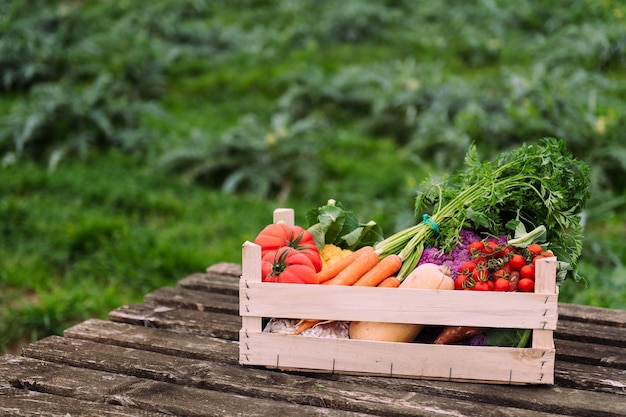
[239,208,558,384]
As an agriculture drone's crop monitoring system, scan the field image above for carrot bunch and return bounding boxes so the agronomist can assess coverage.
[292,246,402,335]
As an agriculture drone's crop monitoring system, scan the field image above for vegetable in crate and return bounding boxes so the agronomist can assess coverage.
[306,199,383,251]
[375,138,591,284]
[349,263,454,342]
[261,247,319,284]
[254,222,322,272]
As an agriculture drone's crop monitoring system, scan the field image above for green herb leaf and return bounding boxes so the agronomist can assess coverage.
[306,199,383,250]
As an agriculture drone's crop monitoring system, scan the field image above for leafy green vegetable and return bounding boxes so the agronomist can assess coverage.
[485,329,532,348]
[306,199,384,251]
[376,138,591,282]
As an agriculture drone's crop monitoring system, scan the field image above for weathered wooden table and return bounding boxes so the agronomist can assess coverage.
[1,262,624,416]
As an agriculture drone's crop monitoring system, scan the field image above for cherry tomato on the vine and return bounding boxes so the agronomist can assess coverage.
[468,241,485,256]
[532,251,555,267]
[494,277,510,292]
[455,274,472,290]
[520,264,535,280]
[473,281,491,291]
[508,254,526,271]
[459,261,477,274]
[527,243,543,257]
[518,278,535,292]
[471,263,489,282]
[493,268,509,280]
[483,241,499,257]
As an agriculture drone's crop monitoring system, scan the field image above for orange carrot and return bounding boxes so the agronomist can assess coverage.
[322,248,380,286]
[292,319,322,335]
[377,276,401,288]
[353,254,402,287]
[317,246,375,283]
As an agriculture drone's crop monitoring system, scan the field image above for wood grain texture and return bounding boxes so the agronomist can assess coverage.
[2,258,625,417]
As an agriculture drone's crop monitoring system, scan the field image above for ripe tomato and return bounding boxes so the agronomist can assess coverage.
[527,243,543,257]
[468,241,485,256]
[254,223,322,272]
[532,251,555,267]
[455,273,472,290]
[261,247,319,284]
[501,245,513,257]
[517,278,535,292]
[471,263,489,282]
[520,264,535,280]
[493,277,510,292]
[493,268,509,280]
[483,241,499,257]
[473,255,486,265]
[508,254,526,271]
[458,261,476,274]
[473,281,491,291]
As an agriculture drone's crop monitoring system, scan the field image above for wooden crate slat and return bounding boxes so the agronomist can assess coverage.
[240,331,555,384]
[240,280,558,329]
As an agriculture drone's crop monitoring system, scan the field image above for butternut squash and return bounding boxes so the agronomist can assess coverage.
[348,263,454,342]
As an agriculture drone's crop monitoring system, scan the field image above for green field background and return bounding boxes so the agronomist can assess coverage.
[1,0,625,352]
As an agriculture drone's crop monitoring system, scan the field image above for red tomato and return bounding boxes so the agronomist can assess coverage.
[517,278,535,292]
[473,255,486,265]
[508,254,526,271]
[483,241,498,257]
[493,268,509,280]
[455,273,472,290]
[261,247,319,284]
[471,263,489,282]
[527,243,543,257]
[459,260,476,274]
[468,241,485,256]
[520,264,536,280]
[532,251,555,267]
[254,223,322,272]
[473,281,491,291]
[494,277,510,292]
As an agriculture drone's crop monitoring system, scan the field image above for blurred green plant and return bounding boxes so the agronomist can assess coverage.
[159,113,327,202]
[0,75,161,168]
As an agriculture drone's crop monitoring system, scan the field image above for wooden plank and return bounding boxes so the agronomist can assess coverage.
[0,386,166,417]
[0,354,373,417]
[143,286,239,315]
[558,303,626,328]
[555,320,626,347]
[554,360,626,395]
[108,303,240,340]
[176,272,239,295]
[64,319,239,362]
[63,318,626,403]
[205,261,242,277]
[15,340,573,417]
[555,339,626,369]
